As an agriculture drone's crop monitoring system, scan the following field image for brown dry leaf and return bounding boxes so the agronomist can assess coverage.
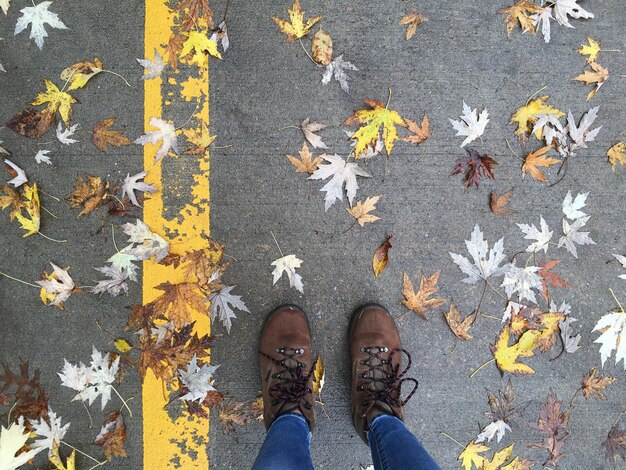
[287,142,323,174]
[68,175,109,217]
[535,312,566,352]
[444,304,476,340]
[602,423,626,464]
[272,0,322,42]
[0,359,49,423]
[608,142,626,171]
[346,196,381,227]
[529,390,570,467]
[311,28,332,66]
[152,281,212,328]
[399,11,427,40]
[60,57,103,91]
[498,0,545,35]
[92,117,132,152]
[522,146,560,182]
[94,410,127,460]
[402,271,446,319]
[501,456,532,470]
[490,189,513,216]
[165,33,186,70]
[401,114,430,145]
[218,400,263,437]
[179,243,226,288]
[6,107,56,139]
[176,0,214,31]
[581,367,615,400]
[373,234,392,278]
[574,61,608,100]
[0,184,24,220]
[538,259,570,302]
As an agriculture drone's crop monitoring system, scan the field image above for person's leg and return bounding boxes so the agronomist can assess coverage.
[367,415,440,470]
[252,412,314,470]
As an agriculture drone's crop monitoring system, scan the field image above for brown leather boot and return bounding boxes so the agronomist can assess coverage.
[350,303,418,444]
[259,304,316,430]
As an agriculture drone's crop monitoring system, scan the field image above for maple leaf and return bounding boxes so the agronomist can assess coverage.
[608,142,626,171]
[510,96,564,142]
[272,0,321,42]
[0,0,10,15]
[444,304,476,340]
[401,114,430,145]
[182,123,216,154]
[91,265,130,297]
[322,55,358,93]
[121,171,156,207]
[535,312,567,352]
[56,123,78,145]
[60,57,103,91]
[31,79,77,127]
[451,148,498,188]
[6,107,56,139]
[178,354,219,402]
[165,33,185,70]
[565,107,601,149]
[449,102,489,147]
[287,142,323,174]
[476,419,511,445]
[151,281,210,328]
[481,380,526,439]
[0,416,45,469]
[218,400,263,437]
[400,11,427,40]
[14,1,68,49]
[498,0,546,35]
[175,0,214,31]
[299,118,328,149]
[68,175,109,217]
[490,189,513,216]
[578,37,601,64]
[574,61,608,100]
[581,367,615,400]
[552,0,593,28]
[29,407,69,456]
[206,286,250,333]
[522,146,560,182]
[344,98,406,158]
[538,259,569,301]
[614,254,626,280]
[402,271,446,319]
[558,216,595,258]
[593,309,626,368]
[4,159,26,187]
[271,254,304,293]
[49,443,75,470]
[532,7,553,44]
[135,117,179,163]
[490,326,540,375]
[180,30,221,67]
[91,117,132,152]
[559,317,581,353]
[34,149,51,164]
[518,216,552,253]
[458,441,489,470]
[482,444,514,470]
[602,423,626,465]
[137,49,164,80]
[94,411,126,460]
[311,28,332,66]
[309,154,371,210]
[500,456,531,470]
[561,190,587,220]
[210,21,229,52]
[501,262,542,304]
[14,183,40,237]
[0,360,49,422]
[372,235,392,278]
[0,184,23,220]
[450,225,507,284]
[529,390,570,467]
[347,196,381,227]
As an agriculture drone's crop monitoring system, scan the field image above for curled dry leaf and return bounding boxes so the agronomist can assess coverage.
[444,304,475,340]
[607,142,626,171]
[521,146,560,182]
[312,356,325,396]
[218,400,263,438]
[68,175,109,217]
[346,196,381,227]
[287,142,323,174]
[401,271,446,319]
[529,390,570,468]
[92,117,132,152]
[581,367,615,400]
[400,114,430,145]
[311,28,332,66]
[490,189,513,216]
[94,410,127,460]
[498,0,545,35]
[574,61,608,101]
[6,107,56,139]
[300,118,328,149]
[602,423,626,465]
[373,235,392,278]
[538,259,570,302]
[399,11,427,40]
[60,57,103,91]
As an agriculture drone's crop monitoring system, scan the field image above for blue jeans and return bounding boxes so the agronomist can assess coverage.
[251,413,440,470]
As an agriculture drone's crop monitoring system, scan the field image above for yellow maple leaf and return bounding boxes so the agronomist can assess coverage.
[272,0,322,42]
[14,183,40,237]
[114,338,133,353]
[500,456,531,470]
[510,96,564,141]
[491,326,540,375]
[574,61,609,100]
[608,142,626,171]
[346,195,381,227]
[49,443,75,470]
[498,0,545,36]
[577,37,602,64]
[535,312,566,352]
[180,30,222,67]
[402,271,447,319]
[482,444,514,470]
[312,356,325,396]
[31,79,77,126]
[458,441,489,470]
[521,145,560,182]
[182,123,217,154]
[60,57,104,91]
[345,98,406,159]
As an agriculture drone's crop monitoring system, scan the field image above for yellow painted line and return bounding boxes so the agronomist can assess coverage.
[143,0,212,468]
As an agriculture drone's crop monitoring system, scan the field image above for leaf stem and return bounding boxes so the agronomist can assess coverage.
[270,230,285,257]
[526,85,547,105]
[504,138,526,163]
[386,87,392,109]
[39,188,61,201]
[473,280,488,317]
[41,205,58,219]
[60,441,105,466]
[0,270,40,288]
[439,431,465,448]
[469,358,495,379]
[102,69,132,87]
[609,288,625,313]
[299,39,320,67]
[112,385,133,417]
[277,125,300,132]
[38,231,67,243]
[175,100,201,131]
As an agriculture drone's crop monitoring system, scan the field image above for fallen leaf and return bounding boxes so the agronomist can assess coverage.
[206,285,250,334]
[581,367,615,400]
[444,304,475,340]
[35,149,52,165]
[180,30,221,67]
[538,259,569,302]
[458,441,489,470]
[134,117,179,163]
[182,123,216,154]
[309,153,371,210]
[498,0,545,35]
[175,0,214,31]
[137,49,164,80]
[218,400,263,437]
[574,61,608,100]
[522,146,560,182]
[14,1,68,49]
[401,114,430,145]
[510,96,564,142]
[94,411,127,460]
[37,263,79,308]
[490,189,513,216]
[121,171,156,207]
[311,28,332,66]
[607,142,626,171]
[287,142,323,174]
[0,359,49,422]
[602,423,626,464]
[535,312,566,352]
[592,309,626,368]
[60,57,103,91]
[482,444,514,470]
[300,118,328,149]
[49,443,75,470]
[578,37,602,64]
[272,0,322,42]
[14,183,40,237]
[0,184,23,220]
[449,102,489,148]
[4,159,27,187]
[449,225,507,284]
[68,175,109,217]
[312,356,325,396]
[529,390,570,467]
[451,148,498,188]
[322,55,358,93]
[0,417,45,468]
[165,33,185,70]
[6,107,56,138]
[402,271,446,319]
[31,79,77,127]
[92,117,132,152]
[553,0,593,28]
[346,196,381,227]
[490,326,540,375]
[210,21,229,52]
[271,254,304,293]
[372,235,392,278]
[399,11,427,40]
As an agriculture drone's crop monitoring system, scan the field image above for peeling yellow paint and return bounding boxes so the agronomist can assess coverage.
[143,0,211,468]
[181,76,207,101]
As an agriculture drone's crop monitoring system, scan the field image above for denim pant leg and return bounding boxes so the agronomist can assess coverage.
[367,415,441,470]
[252,413,314,470]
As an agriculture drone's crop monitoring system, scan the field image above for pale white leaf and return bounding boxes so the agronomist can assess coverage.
[121,170,156,207]
[29,408,70,455]
[322,55,358,93]
[613,254,626,280]
[91,265,130,296]
[178,354,220,402]
[14,1,68,49]
[562,190,588,220]
[56,122,79,145]
[300,118,328,149]
[476,419,511,444]
[271,254,304,293]
[558,216,595,258]
[559,317,581,353]
[121,219,169,262]
[206,286,249,334]
[308,153,371,210]
[137,49,164,80]
[449,225,507,284]
[35,263,75,306]
[134,117,178,163]
[552,0,593,28]
[518,216,552,254]
[4,159,27,187]
[593,311,626,368]
[35,149,51,164]
[501,263,542,304]
[0,417,45,470]
[449,102,489,147]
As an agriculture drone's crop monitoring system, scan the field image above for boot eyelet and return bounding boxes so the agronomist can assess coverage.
[381,346,388,352]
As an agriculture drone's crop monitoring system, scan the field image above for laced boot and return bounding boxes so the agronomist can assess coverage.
[350,303,418,443]
[259,304,315,429]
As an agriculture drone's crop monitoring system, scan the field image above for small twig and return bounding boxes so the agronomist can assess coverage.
[7,402,17,425]
[439,431,465,448]
[111,224,120,253]
[41,205,58,218]
[112,385,133,417]
[270,230,285,257]
[60,441,105,466]
[277,125,300,132]
[480,312,501,321]
[0,270,40,288]
[609,409,626,429]
[526,85,548,105]
[469,358,495,379]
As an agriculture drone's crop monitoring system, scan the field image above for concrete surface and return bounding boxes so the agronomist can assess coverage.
[1,0,625,469]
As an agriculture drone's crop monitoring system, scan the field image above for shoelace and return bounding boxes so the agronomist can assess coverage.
[260,347,314,411]
[357,346,418,416]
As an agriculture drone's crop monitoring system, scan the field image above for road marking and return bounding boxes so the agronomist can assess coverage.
[143,0,212,467]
